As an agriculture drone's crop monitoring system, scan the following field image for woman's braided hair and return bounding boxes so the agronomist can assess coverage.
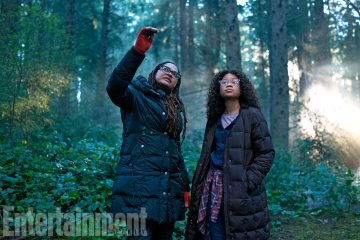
[148,62,187,143]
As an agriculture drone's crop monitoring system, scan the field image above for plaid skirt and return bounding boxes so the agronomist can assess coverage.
[197,166,224,237]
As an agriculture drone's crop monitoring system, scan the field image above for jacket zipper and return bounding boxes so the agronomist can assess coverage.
[223,132,230,239]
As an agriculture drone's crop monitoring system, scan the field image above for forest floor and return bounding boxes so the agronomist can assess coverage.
[271,212,360,240]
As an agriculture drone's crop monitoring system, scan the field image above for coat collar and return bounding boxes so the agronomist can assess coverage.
[240,103,249,109]
[131,75,166,98]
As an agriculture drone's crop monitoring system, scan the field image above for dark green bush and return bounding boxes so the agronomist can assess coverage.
[0,132,119,213]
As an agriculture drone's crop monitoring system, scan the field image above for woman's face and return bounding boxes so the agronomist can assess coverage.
[219,73,241,99]
[155,63,179,91]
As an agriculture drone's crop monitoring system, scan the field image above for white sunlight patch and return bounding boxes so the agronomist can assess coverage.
[302,84,360,142]
[301,83,360,175]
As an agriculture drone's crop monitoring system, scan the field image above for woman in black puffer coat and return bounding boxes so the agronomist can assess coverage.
[106,27,190,240]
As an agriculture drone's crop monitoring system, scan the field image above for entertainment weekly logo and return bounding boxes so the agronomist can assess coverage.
[1,206,148,237]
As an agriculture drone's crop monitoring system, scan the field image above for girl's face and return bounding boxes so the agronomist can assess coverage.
[219,73,241,99]
[155,63,179,91]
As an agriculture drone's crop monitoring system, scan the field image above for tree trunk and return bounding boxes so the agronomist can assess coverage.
[269,0,289,149]
[94,0,111,123]
[295,0,311,98]
[255,0,270,120]
[200,0,220,84]
[222,0,242,70]
[258,37,270,120]
[355,26,360,101]
[173,1,179,65]
[179,0,188,71]
[58,0,75,119]
[187,0,195,76]
[344,3,360,100]
[1,0,21,142]
[312,0,332,67]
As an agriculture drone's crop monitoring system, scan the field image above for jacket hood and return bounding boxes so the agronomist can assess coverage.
[131,75,166,98]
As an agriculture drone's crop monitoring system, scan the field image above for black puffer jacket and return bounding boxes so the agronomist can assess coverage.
[186,105,275,240]
[106,47,190,224]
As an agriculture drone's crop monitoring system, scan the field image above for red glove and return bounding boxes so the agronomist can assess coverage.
[184,191,191,209]
[134,27,158,54]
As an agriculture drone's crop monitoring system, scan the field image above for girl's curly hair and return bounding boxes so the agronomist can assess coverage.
[207,69,260,125]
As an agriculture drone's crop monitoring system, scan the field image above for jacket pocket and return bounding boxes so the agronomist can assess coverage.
[248,181,264,197]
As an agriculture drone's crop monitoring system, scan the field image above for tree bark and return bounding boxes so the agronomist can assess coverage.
[313,0,332,67]
[258,37,269,119]
[187,0,195,75]
[344,3,360,100]
[1,0,21,142]
[173,1,179,65]
[295,0,311,98]
[179,0,188,71]
[355,25,360,100]
[200,0,221,84]
[58,0,75,119]
[255,0,270,120]
[269,0,289,149]
[94,0,111,123]
[222,0,242,70]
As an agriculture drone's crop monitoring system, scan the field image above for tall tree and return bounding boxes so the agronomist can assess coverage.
[94,0,111,123]
[222,0,242,70]
[250,0,271,119]
[292,0,311,97]
[58,0,75,119]
[173,1,180,65]
[312,0,332,67]
[187,0,196,76]
[0,0,21,141]
[343,2,360,100]
[199,0,221,84]
[269,0,289,149]
[179,0,188,71]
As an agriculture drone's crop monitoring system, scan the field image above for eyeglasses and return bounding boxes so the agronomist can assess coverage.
[159,65,181,80]
[218,79,241,85]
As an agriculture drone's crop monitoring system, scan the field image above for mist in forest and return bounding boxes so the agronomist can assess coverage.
[300,70,360,172]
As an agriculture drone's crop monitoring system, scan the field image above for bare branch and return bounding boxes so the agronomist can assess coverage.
[343,0,360,17]
[182,87,208,98]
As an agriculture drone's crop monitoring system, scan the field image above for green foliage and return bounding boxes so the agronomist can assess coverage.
[266,129,360,229]
[0,3,70,141]
[0,132,119,214]
[181,128,204,179]
[267,151,359,217]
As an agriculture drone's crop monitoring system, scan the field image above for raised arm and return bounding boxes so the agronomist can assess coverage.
[106,27,158,108]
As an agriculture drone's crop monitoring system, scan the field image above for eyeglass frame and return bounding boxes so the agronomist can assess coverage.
[218,79,241,85]
[159,65,181,80]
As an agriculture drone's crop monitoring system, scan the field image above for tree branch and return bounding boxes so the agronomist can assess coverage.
[182,88,209,98]
[344,0,360,17]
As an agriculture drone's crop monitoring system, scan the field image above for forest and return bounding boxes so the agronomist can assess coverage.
[1,0,360,239]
